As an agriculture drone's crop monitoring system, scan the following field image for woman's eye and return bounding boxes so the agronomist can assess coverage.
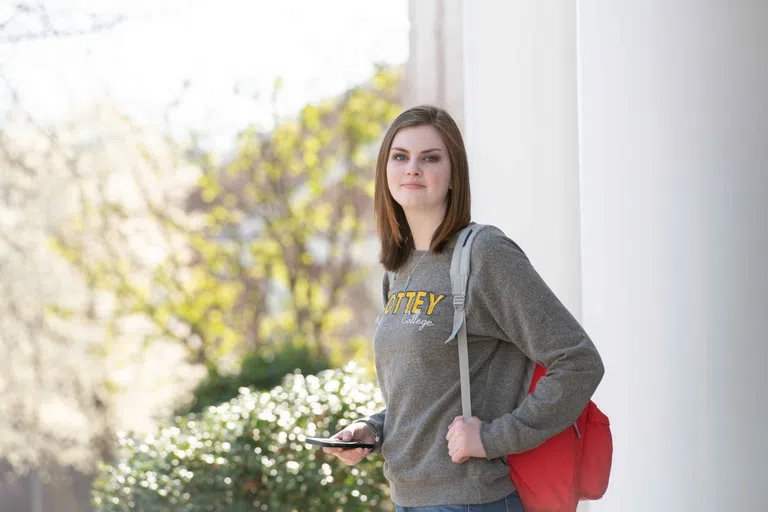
[393,154,406,161]
[424,155,438,162]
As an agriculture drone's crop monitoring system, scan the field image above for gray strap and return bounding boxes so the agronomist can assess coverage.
[451,226,473,420]
[457,320,472,420]
[446,230,467,344]
[447,224,489,420]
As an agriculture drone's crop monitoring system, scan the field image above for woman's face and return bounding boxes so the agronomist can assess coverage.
[386,125,452,216]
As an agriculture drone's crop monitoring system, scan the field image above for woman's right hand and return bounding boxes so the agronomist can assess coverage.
[322,422,376,466]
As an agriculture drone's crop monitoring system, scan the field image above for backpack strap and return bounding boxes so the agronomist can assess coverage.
[446,223,490,420]
[449,226,582,439]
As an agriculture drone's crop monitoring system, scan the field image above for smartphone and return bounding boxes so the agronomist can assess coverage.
[304,437,375,450]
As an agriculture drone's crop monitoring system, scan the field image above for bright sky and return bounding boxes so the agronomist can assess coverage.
[0,0,409,144]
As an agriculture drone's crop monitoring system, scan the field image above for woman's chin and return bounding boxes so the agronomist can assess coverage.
[397,202,444,215]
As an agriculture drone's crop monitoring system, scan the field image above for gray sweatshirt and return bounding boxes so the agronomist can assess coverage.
[359,227,603,507]
[356,225,604,507]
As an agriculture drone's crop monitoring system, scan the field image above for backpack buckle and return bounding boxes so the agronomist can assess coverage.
[453,294,465,311]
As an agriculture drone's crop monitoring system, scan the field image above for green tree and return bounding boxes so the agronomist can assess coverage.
[51,66,402,370]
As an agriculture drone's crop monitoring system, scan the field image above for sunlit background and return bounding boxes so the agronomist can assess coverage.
[1,1,408,510]
[3,1,767,511]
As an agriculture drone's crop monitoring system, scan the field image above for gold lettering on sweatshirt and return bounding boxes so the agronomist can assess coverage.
[383,291,446,317]
[412,291,427,313]
[393,292,406,314]
[384,294,397,314]
[404,291,417,313]
[426,293,445,315]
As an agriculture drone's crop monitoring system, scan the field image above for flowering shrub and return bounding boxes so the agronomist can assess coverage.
[92,363,390,511]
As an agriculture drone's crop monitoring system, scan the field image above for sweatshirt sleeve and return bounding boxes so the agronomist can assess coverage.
[353,409,386,453]
[468,228,605,459]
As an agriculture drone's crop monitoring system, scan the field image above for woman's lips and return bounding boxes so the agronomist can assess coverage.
[401,184,425,189]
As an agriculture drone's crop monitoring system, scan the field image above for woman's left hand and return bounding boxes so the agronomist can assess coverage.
[446,416,487,463]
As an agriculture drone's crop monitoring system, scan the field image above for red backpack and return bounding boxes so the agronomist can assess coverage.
[506,364,612,511]
[448,225,613,511]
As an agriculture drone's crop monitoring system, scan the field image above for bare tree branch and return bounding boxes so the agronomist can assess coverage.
[0,2,125,44]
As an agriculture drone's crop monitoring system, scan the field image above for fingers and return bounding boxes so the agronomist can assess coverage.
[446,416,463,442]
[449,444,468,464]
[333,447,371,466]
[447,417,470,464]
[322,440,371,465]
[340,424,375,443]
[448,438,469,464]
[321,423,377,465]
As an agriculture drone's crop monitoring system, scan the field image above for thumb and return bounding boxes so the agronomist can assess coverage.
[342,430,352,441]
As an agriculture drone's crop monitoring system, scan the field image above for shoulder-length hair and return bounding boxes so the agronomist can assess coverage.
[374,105,471,272]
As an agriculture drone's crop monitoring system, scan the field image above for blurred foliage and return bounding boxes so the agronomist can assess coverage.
[180,342,331,415]
[50,65,402,371]
[0,2,400,497]
[92,363,390,512]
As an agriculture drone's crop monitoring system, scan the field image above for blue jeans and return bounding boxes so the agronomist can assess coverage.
[395,491,523,512]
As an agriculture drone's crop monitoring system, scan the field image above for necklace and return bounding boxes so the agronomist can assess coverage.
[400,250,428,291]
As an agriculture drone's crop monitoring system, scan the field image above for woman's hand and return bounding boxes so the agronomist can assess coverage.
[322,422,376,466]
[446,416,487,464]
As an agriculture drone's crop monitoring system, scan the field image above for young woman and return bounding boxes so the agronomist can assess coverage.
[323,105,604,511]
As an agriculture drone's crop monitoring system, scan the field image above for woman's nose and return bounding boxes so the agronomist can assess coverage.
[405,159,421,175]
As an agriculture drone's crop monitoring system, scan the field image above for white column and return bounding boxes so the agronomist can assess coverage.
[462,2,583,318]
[578,2,768,511]
[463,4,588,509]
[407,0,465,130]
[463,0,768,510]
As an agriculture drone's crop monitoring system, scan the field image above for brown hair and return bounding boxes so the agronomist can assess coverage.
[374,105,471,271]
